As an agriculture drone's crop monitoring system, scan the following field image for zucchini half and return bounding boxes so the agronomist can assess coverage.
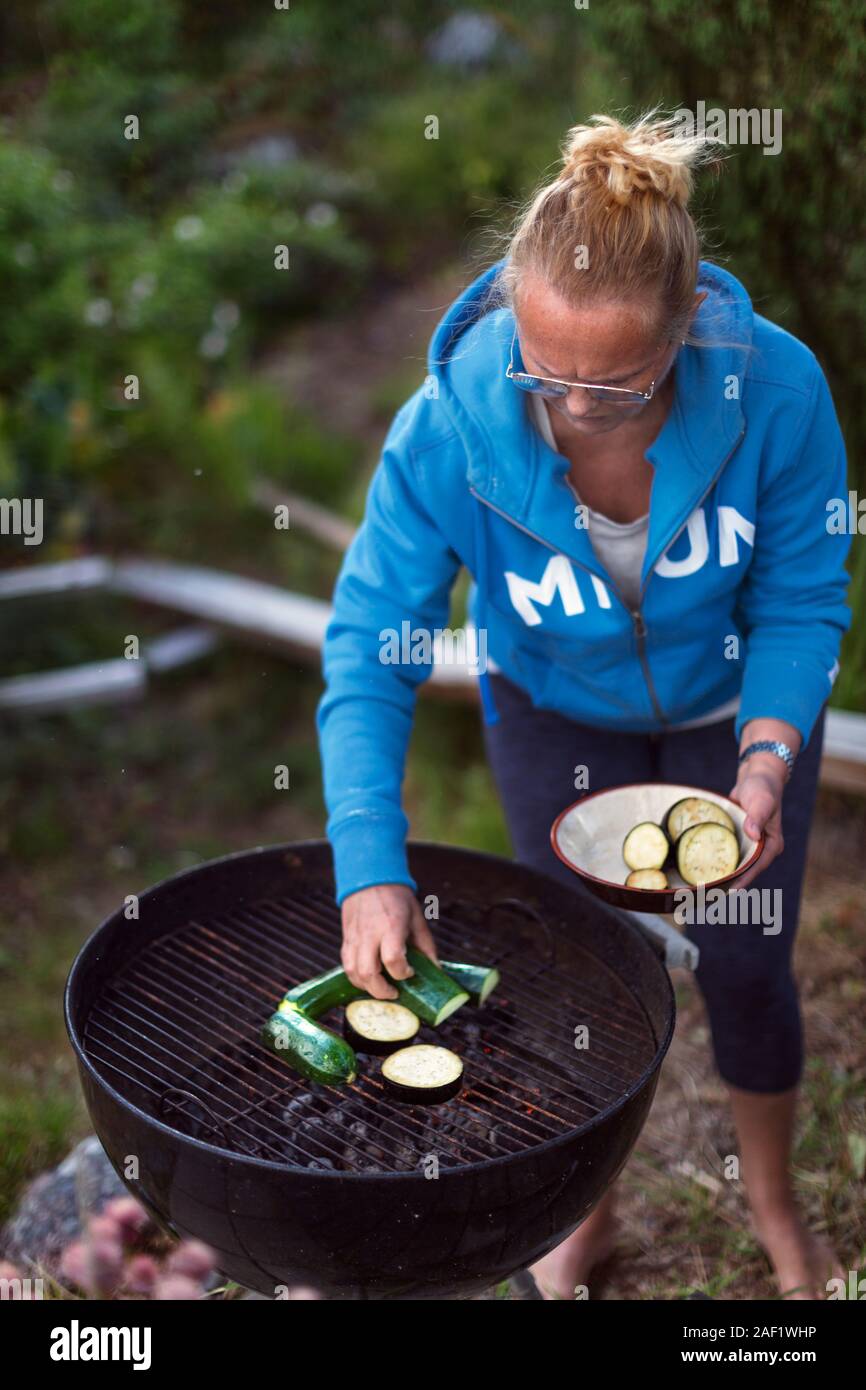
[625,868,669,890]
[623,821,670,872]
[262,1000,357,1086]
[381,946,470,1026]
[284,965,365,1014]
[264,954,475,1084]
[664,796,735,843]
[263,966,364,1085]
[440,960,500,1006]
[380,1044,464,1105]
[343,999,420,1056]
[676,821,741,887]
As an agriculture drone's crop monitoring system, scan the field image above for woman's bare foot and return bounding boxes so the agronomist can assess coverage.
[751,1207,845,1299]
[528,1191,618,1300]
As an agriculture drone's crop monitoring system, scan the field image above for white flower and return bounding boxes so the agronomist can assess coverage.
[199,329,228,359]
[14,243,34,267]
[305,201,338,228]
[52,170,74,193]
[130,273,157,300]
[212,301,240,330]
[84,298,113,326]
[174,215,204,242]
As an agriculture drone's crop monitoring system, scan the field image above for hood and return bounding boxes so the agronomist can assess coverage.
[427,255,752,499]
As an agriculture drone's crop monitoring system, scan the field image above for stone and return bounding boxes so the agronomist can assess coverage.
[0,1135,126,1274]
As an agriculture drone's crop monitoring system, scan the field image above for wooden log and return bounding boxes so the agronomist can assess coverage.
[250,478,357,551]
[4,554,866,797]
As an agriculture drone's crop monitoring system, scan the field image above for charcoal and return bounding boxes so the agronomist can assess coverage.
[282,1096,315,1122]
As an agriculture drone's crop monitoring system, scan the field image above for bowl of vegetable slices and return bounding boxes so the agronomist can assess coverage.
[550,783,765,911]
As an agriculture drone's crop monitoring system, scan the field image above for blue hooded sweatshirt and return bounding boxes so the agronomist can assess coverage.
[316,258,853,906]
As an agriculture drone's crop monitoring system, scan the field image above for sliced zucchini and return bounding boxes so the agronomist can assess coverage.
[262,1001,357,1086]
[676,822,741,887]
[344,999,420,1055]
[381,946,470,1026]
[664,796,735,843]
[625,868,669,890]
[623,821,670,871]
[284,965,364,1014]
[439,960,500,1006]
[380,1044,464,1105]
[266,954,472,1084]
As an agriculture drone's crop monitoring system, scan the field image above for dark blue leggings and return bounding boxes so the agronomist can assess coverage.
[481,672,829,1093]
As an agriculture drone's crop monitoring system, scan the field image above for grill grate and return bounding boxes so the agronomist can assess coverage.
[83,889,658,1173]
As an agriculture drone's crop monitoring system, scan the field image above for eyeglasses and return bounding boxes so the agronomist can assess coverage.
[506,331,678,405]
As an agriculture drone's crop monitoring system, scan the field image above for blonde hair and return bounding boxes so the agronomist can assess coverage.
[489,110,726,343]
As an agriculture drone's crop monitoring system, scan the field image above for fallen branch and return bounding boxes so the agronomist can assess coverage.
[250,478,357,552]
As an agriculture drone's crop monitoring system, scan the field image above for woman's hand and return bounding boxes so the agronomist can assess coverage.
[727,752,787,889]
[340,883,440,999]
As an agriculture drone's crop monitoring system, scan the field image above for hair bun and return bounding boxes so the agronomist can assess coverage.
[559,111,720,208]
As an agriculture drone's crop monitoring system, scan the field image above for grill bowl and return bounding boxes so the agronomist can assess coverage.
[65,841,675,1299]
[551,781,765,911]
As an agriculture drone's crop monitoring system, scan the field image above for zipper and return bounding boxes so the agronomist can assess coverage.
[562,476,667,725]
[632,425,746,721]
[635,425,746,611]
[470,482,664,721]
[468,421,746,728]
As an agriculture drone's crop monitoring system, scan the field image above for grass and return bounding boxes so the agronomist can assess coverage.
[0,1082,81,1228]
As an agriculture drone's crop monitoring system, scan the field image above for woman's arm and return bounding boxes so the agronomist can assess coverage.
[316,387,463,908]
[732,357,852,758]
[728,356,852,884]
[730,717,800,885]
[739,716,802,762]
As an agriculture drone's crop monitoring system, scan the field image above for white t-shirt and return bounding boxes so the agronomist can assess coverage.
[530,394,740,730]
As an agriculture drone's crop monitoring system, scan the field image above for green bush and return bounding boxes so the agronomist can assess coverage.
[0,130,369,551]
[0,0,862,704]
[585,0,866,487]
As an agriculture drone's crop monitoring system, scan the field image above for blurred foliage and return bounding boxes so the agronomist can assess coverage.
[0,0,862,675]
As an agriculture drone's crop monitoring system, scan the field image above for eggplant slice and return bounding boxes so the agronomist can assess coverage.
[380,1044,464,1105]
[343,999,420,1056]
[676,821,741,886]
[622,821,670,871]
[625,867,669,890]
[664,796,735,843]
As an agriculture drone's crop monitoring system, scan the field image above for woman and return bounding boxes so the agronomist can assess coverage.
[316,113,853,1299]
